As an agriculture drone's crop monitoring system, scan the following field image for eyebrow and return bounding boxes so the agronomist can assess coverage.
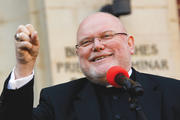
[79,35,93,42]
[79,30,114,42]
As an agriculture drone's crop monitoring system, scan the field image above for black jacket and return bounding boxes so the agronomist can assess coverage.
[1,69,180,120]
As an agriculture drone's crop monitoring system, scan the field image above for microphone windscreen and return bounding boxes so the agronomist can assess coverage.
[106,66,129,87]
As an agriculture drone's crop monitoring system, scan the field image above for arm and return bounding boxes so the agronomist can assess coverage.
[0,24,39,120]
[1,75,34,120]
[1,76,54,120]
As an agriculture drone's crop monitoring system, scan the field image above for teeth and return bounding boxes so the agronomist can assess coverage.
[91,54,113,62]
[94,56,105,61]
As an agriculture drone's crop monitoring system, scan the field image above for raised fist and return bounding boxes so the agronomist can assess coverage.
[14,24,40,79]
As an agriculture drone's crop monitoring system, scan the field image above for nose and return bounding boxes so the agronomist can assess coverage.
[92,38,105,52]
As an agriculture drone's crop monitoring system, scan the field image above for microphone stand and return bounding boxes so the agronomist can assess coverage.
[128,90,148,120]
[115,74,149,120]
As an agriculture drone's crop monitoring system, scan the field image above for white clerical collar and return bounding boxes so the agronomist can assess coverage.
[106,68,132,88]
[128,68,132,77]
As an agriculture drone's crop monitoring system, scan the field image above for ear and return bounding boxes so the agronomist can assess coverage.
[127,35,135,55]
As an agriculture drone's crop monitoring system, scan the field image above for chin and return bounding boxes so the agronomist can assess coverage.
[86,69,107,85]
[80,60,125,85]
[80,64,115,86]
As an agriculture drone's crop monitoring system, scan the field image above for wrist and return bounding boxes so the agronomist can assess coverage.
[15,61,35,79]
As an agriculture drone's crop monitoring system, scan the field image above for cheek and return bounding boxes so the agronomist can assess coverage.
[78,48,91,62]
[107,40,125,52]
[108,41,130,58]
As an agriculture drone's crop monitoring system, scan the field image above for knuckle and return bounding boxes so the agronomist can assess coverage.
[18,25,24,30]
[26,24,35,32]
[19,32,29,41]
[26,24,33,29]
[17,26,25,33]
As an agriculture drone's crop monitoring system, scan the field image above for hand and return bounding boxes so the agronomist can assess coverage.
[14,24,40,79]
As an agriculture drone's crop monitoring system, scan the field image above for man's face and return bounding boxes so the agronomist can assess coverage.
[76,13,134,85]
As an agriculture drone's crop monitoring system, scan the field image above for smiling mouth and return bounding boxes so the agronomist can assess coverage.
[90,54,113,62]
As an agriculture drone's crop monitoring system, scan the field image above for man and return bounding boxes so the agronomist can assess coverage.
[0,12,180,120]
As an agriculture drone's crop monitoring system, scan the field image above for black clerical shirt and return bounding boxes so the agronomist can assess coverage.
[93,70,137,120]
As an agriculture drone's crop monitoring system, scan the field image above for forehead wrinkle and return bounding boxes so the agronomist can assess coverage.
[77,12,127,43]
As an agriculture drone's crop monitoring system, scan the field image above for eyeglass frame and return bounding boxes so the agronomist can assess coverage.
[75,30,128,49]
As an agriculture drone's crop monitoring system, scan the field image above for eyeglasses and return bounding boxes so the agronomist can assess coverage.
[75,30,128,49]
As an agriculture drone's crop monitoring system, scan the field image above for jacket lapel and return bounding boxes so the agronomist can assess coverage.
[73,82,101,120]
[135,70,162,120]
[73,69,162,120]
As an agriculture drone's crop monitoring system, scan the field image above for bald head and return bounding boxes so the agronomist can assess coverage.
[77,12,127,42]
[76,12,134,85]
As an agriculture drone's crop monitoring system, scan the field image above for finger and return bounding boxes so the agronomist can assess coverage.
[31,31,39,46]
[16,41,32,51]
[16,25,30,35]
[25,24,35,35]
[16,32,31,42]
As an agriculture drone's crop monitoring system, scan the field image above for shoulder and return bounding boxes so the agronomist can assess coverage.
[40,77,89,98]
[135,69,180,89]
[139,71,179,83]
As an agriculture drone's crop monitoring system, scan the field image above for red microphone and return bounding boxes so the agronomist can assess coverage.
[106,66,144,96]
[106,66,130,88]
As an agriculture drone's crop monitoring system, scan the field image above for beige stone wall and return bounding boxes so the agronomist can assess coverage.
[0,0,30,93]
[125,0,180,78]
[0,0,180,105]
